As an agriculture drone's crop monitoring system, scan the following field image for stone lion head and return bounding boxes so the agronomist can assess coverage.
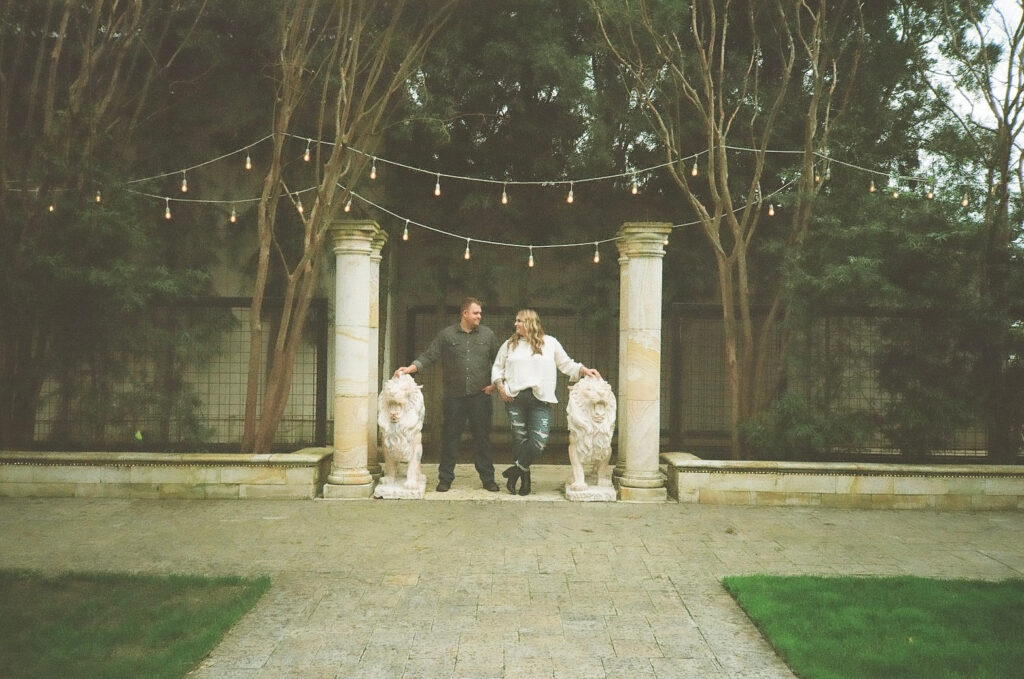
[566,376,616,464]
[378,374,425,432]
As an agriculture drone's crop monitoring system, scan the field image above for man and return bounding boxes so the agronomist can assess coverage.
[394,297,501,492]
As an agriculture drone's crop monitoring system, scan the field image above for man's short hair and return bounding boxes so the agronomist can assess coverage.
[461,297,482,313]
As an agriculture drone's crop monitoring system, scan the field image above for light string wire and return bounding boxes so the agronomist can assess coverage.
[12,131,980,253]
[338,172,802,252]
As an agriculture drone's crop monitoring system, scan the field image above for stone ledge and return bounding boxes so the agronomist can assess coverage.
[661,452,1024,510]
[0,448,333,500]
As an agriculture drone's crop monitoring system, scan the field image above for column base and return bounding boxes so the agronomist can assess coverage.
[322,481,375,499]
[617,485,669,502]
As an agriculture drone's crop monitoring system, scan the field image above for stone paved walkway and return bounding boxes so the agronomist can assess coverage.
[1,464,1022,678]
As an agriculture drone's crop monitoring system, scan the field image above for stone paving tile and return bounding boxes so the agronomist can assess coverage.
[1,465,1023,678]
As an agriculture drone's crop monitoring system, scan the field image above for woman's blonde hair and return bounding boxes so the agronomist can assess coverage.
[509,308,545,355]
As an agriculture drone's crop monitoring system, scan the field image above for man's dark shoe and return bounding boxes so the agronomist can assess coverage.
[482,479,499,492]
[435,480,451,492]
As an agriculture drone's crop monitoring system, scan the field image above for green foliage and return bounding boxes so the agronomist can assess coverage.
[0,570,270,679]
[723,575,1024,679]
[741,392,874,460]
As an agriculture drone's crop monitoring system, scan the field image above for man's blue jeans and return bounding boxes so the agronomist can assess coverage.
[439,392,494,484]
[506,390,551,468]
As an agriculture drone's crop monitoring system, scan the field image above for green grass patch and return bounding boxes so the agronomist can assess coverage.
[722,575,1024,679]
[0,569,270,679]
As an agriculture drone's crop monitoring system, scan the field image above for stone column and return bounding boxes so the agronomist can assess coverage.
[323,220,381,498]
[366,231,388,480]
[615,222,672,502]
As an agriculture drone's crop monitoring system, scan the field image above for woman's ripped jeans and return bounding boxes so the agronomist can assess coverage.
[506,390,551,468]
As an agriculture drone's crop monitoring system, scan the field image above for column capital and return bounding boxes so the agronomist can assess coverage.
[327,219,380,255]
[370,230,389,262]
[616,222,672,258]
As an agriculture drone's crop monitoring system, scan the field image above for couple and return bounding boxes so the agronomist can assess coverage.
[394,298,600,496]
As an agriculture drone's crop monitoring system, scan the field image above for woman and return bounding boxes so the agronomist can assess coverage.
[491,309,601,495]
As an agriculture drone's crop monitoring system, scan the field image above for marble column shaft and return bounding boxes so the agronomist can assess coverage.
[366,232,388,479]
[324,220,381,498]
[615,222,672,502]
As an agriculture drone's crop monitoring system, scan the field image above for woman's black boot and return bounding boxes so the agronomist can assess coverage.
[518,470,532,496]
[502,465,522,494]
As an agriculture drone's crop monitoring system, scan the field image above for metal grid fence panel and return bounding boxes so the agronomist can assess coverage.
[32,299,327,451]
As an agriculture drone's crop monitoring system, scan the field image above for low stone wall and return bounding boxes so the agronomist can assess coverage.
[662,452,1024,510]
[0,449,333,500]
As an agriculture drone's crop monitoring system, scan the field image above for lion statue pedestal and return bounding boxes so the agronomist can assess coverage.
[373,374,427,500]
[564,376,617,502]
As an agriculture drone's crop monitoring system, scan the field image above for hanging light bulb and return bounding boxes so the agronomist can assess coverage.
[825,166,832,181]
[48,202,55,213]
[891,187,899,199]
[370,158,377,180]
[434,173,441,197]
[528,246,535,268]
[663,231,670,247]
[630,175,639,195]
[296,196,304,214]
[463,239,471,260]
[244,153,252,171]
[94,190,102,203]
[229,206,237,223]
[180,171,188,193]
[501,183,509,205]
[303,140,312,162]
[926,186,935,200]
[593,243,600,263]
[164,198,171,220]
[691,160,698,177]
[961,192,969,207]
[768,203,775,217]
[566,183,574,204]
[869,179,876,193]
[814,172,821,184]
[402,220,409,241]
[343,197,352,213]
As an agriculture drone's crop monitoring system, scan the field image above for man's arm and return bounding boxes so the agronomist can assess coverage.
[393,328,445,378]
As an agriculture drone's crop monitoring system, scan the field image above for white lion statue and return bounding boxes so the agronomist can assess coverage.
[566,375,616,495]
[376,374,425,492]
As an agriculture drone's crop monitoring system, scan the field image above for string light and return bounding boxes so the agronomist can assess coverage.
[164,198,171,220]
[370,158,377,180]
[528,245,535,267]
[463,238,471,260]
[593,243,600,263]
[244,153,252,171]
[95,190,102,203]
[344,197,352,212]
[663,231,669,247]
[230,206,237,223]
[961,192,969,207]
[891,187,899,199]
[402,219,409,241]
[297,196,305,214]
[926,186,935,200]
[48,202,55,213]
[434,173,441,197]
[768,203,775,216]
[691,160,698,177]
[631,175,638,195]
[566,183,574,204]
[180,171,188,193]
[869,179,876,193]
[303,139,312,162]
[501,183,509,205]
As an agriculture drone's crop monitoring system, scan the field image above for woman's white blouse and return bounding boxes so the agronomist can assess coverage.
[491,335,582,403]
